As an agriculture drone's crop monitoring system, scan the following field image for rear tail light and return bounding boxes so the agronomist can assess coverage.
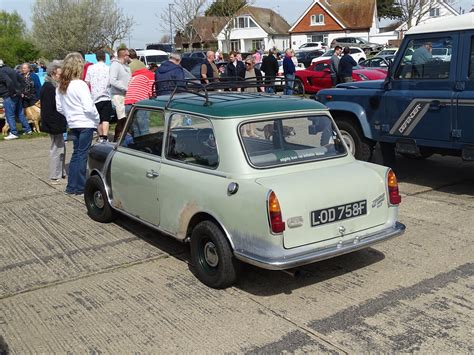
[268,191,285,234]
[387,169,401,205]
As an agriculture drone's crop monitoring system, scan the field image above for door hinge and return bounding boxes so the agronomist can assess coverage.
[451,129,462,138]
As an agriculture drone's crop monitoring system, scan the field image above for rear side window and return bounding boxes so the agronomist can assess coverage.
[240,115,346,168]
[166,114,219,168]
[395,36,453,80]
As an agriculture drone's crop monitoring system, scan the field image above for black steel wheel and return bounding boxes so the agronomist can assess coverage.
[84,175,116,223]
[190,221,239,289]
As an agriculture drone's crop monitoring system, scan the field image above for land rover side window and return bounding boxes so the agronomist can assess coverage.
[240,115,346,168]
[469,36,474,79]
[119,109,165,157]
[166,114,218,168]
[395,37,453,80]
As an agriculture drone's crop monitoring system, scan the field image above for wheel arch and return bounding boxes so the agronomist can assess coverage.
[185,212,235,250]
[88,168,114,205]
[325,102,374,140]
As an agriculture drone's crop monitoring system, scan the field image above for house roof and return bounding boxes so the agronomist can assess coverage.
[290,0,376,32]
[235,5,291,35]
[190,16,227,42]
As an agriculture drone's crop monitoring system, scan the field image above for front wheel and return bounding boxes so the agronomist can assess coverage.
[84,175,116,223]
[293,78,305,95]
[336,120,374,161]
[190,221,240,289]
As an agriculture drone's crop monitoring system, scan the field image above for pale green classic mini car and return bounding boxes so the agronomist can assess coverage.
[85,91,405,288]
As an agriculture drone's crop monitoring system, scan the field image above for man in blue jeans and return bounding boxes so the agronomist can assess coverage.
[0,60,33,140]
[283,49,295,95]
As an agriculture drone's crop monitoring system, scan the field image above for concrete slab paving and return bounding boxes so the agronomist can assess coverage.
[0,137,473,353]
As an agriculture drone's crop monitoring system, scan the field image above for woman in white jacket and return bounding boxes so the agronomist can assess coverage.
[56,52,99,195]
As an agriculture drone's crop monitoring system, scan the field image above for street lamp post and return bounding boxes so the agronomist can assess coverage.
[168,3,173,46]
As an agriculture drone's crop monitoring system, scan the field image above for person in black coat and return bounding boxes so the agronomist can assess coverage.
[260,49,279,93]
[225,51,245,82]
[338,47,358,83]
[40,60,68,184]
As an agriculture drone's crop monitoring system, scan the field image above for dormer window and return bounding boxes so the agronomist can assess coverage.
[429,8,440,17]
[233,16,258,29]
[311,14,324,25]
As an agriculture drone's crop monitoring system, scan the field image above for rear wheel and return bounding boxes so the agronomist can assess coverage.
[190,221,239,289]
[293,78,305,95]
[336,120,374,161]
[84,175,116,223]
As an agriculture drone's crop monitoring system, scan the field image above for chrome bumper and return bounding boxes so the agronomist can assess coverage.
[234,222,406,270]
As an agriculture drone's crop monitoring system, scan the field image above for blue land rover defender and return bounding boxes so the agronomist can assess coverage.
[317,13,474,163]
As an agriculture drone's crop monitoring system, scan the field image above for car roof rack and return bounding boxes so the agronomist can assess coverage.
[151,77,303,109]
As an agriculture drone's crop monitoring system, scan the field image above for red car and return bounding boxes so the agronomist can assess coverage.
[295,59,386,94]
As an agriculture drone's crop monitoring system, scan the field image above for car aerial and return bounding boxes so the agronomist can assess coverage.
[297,42,328,52]
[331,36,384,54]
[311,47,367,65]
[295,50,325,68]
[358,56,393,73]
[295,58,386,94]
[316,12,474,163]
[84,84,405,289]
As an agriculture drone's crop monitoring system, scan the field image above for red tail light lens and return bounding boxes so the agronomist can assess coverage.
[268,191,285,234]
[387,169,401,205]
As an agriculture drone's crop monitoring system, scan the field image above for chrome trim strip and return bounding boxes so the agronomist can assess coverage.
[234,222,406,270]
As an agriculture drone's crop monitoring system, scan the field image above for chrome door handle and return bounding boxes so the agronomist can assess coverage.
[146,169,159,178]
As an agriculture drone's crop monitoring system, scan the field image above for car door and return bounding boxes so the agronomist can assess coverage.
[454,31,474,146]
[308,62,332,92]
[382,33,459,145]
[110,107,165,225]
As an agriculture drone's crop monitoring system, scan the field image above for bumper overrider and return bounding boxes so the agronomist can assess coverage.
[234,222,406,270]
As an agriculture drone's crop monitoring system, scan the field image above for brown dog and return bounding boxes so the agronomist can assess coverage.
[24,101,41,133]
[257,124,296,140]
[1,101,41,135]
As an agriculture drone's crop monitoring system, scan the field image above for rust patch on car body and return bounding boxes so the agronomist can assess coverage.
[177,201,199,239]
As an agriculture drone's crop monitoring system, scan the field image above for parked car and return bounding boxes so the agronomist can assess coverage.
[431,47,452,61]
[182,51,207,59]
[84,89,405,288]
[295,50,325,67]
[376,47,398,58]
[316,12,474,162]
[295,58,386,94]
[146,43,175,53]
[358,56,393,73]
[311,47,367,65]
[136,50,169,67]
[297,42,327,52]
[331,36,384,54]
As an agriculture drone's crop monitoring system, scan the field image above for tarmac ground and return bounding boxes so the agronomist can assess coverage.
[0,137,473,353]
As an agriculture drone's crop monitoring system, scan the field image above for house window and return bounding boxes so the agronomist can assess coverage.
[234,16,258,29]
[307,34,328,44]
[251,39,264,51]
[310,14,324,25]
[230,40,240,52]
[429,8,440,17]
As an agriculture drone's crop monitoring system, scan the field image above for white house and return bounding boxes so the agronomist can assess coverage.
[216,6,291,53]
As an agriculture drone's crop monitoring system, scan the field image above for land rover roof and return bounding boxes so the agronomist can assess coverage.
[406,12,474,35]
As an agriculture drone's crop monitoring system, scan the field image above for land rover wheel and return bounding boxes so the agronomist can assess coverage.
[190,221,239,289]
[336,120,373,161]
[84,175,116,223]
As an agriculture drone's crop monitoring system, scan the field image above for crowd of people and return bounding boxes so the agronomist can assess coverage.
[0,45,306,195]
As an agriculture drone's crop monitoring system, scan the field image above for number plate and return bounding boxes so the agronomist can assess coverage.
[311,200,367,227]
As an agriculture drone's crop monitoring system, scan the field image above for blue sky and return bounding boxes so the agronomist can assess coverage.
[1,0,471,48]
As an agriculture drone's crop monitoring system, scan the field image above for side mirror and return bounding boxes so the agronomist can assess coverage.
[384,61,393,90]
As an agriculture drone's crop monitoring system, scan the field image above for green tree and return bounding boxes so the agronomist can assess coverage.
[205,0,247,16]
[0,11,40,66]
[377,0,402,19]
[32,0,134,59]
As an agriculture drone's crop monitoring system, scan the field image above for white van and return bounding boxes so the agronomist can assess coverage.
[136,49,169,67]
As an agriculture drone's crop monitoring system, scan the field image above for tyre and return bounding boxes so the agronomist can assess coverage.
[190,221,240,289]
[84,175,116,223]
[294,78,305,95]
[336,119,374,161]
